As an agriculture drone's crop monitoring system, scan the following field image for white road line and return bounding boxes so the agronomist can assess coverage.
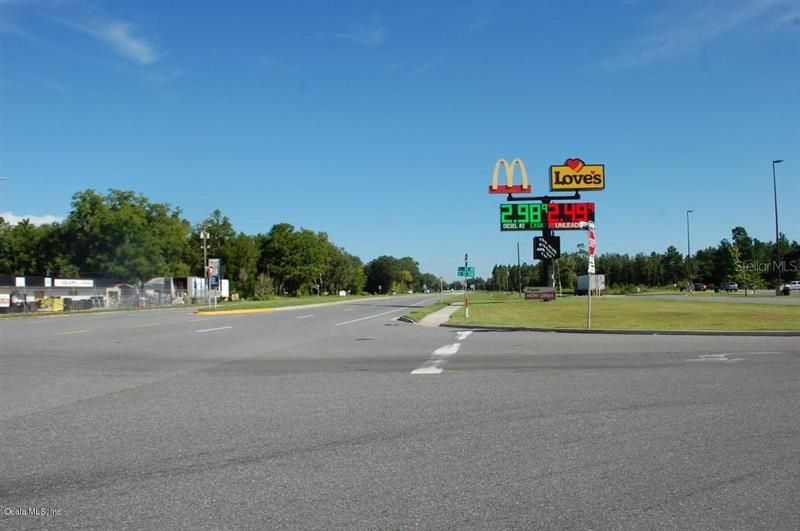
[336,308,407,326]
[723,351,782,355]
[411,363,444,375]
[296,314,314,319]
[686,354,744,362]
[412,331,472,375]
[433,343,461,356]
[196,326,233,333]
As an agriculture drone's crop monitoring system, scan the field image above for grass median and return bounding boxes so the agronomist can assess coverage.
[447,292,800,331]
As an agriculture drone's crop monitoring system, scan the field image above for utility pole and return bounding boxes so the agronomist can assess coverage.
[686,209,693,295]
[772,160,784,295]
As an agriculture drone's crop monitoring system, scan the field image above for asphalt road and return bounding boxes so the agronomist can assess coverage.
[1,296,798,529]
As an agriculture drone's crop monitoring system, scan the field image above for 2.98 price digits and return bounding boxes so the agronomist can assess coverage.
[500,203,547,230]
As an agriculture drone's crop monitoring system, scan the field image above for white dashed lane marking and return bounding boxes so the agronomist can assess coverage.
[412,331,472,375]
[57,330,89,336]
[336,308,407,326]
[685,351,784,363]
[196,326,233,334]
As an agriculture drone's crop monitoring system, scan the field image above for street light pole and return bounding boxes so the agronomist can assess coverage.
[772,159,784,295]
[686,209,693,294]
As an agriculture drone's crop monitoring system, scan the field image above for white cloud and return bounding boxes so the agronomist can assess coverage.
[3,1,162,66]
[57,17,160,65]
[776,7,800,28]
[322,18,385,48]
[1,211,64,226]
[602,1,781,71]
[410,52,447,77]
[83,21,160,65]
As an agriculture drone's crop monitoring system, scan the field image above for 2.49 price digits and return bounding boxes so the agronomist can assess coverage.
[546,202,594,228]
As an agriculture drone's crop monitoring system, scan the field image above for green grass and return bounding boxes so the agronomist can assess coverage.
[448,292,800,331]
[196,294,374,312]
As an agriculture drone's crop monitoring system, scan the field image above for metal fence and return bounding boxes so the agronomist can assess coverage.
[0,275,218,315]
[1,287,199,315]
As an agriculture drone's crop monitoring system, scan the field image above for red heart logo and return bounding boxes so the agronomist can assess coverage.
[565,158,584,172]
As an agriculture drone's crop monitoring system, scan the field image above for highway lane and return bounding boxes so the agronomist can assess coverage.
[0,295,444,421]
[1,298,798,529]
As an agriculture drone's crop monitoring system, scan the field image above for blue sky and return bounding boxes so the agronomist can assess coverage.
[1,0,798,281]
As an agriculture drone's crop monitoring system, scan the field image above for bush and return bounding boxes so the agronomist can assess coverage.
[253,274,274,299]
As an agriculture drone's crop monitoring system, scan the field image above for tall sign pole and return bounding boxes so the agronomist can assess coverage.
[464,253,470,318]
[517,242,522,297]
[586,221,596,329]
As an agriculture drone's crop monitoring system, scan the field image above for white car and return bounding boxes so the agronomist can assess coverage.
[783,280,800,291]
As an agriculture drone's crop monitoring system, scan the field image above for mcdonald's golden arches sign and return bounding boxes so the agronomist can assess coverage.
[488,158,532,194]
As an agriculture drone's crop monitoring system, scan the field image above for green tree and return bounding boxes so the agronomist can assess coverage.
[364,256,400,293]
[225,233,259,296]
[62,189,192,283]
[260,224,329,295]
[662,245,684,286]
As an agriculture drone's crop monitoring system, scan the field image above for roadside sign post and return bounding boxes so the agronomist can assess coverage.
[458,254,474,318]
[208,258,221,309]
[581,221,596,329]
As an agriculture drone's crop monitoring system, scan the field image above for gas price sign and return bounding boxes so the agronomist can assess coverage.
[500,203,547,230]
[500,202,594,231]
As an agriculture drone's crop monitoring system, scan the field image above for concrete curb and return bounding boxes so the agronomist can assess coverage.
[439,323,800,337]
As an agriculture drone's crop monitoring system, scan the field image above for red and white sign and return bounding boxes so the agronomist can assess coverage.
[588,228,596,274]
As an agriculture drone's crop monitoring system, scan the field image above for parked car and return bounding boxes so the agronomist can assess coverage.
[693,282,707,291]
[783,280,800,291]
[719,281,738,292]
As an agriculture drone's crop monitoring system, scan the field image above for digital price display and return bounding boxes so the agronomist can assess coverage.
[546,202,595,230]
[500,202,594,231]
[500,203,547,230]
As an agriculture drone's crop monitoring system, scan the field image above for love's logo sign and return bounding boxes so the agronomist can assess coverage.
[565,159,584,172]
[549,158,605,191]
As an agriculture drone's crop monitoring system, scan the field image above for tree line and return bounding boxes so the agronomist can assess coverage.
[487,227,799,292]
[0,189,442,297]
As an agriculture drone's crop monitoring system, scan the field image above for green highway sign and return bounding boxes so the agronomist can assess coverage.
[458,267,475,278]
